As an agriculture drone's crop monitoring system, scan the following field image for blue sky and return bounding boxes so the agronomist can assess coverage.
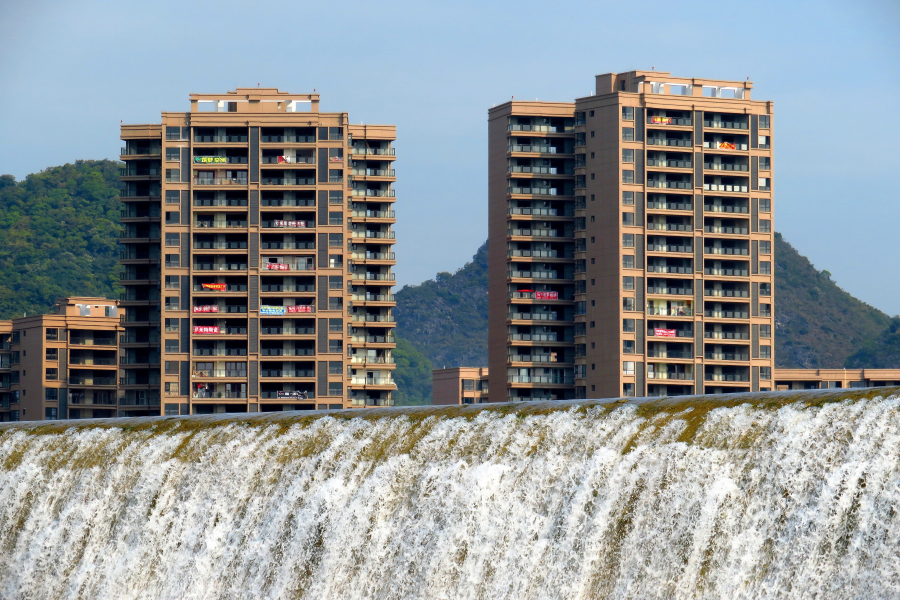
[1,0,899,312]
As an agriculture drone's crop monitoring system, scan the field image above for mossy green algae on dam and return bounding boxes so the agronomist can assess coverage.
[0,387,897,600]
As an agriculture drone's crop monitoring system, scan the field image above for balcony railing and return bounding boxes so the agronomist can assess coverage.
[350,273,396,281]
[508,312,559,321]
[703,183,749,193]
[646,306,693,317]
[351,377,396,386]
[703,120,748,130]
[704,331,750,340]
[508,354,563,363]
[647,116,692,126]
[647,244,692,253]
[508,186,560,196]
[193,221,248,229]
[508,145,559,154]
[508,228,571,238]
[705,373,750,382]
[192,178,248,186]
[508,124,571,133]
[351,252,396,261]
[705,352,750,361]
[350,230,396,239]
[508,271,562,280]
[646,265,692,274]
[261,177,315,186]
[703,162,748,172]
[349,147,396,156]
[648,200,692,211]
[704,310,750,319]
[261,198,316,207]
[193,370,248,378]
[508,249,561,258]
[508,333,560,342]
[647,372,692,380]
[350,356,395,364]
[349,315,395,323]
[193,348,248,356]
[647,180,692,189]
[68,377,116,386]
[647,159,692,168]
[646,222,691,231]
[262,156,315,164]
[704,268,749,276]
[260,327,315,335]
[704,204,749,214]
[508,166,573,175]
[350,189,396,197]
[507,375,575,384]
[193,263,249,271]
[192,391,249,399]
[703,141,749,151]
[647,328,693,338]
[350,293,396,302]
[704,226,749,234]
[704,289,749,298]
[350,169,395,177]
[350,210,396,219]
[705,247,748,255]
[260,370,315,378]
[647,138,692,147]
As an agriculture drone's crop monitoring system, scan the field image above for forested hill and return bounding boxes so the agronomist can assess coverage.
[0,161,123,318]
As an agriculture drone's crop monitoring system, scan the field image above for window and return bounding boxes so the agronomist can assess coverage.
[589,110,595,117]
[623,361,636,375]
[329,211,344,226]
[46,388,58,401]
[166,168,180,182]
[329,361,343,375]
[760,345,772,359]
[329,318,343,332]
[590,194,595,201]
[591,363,595,370]
[759,157,770,170]
[759,241,771,254]
[328,276,343,290]
[462,379,475,391]
[45,348,58,361]
[165,297,179,310]
[166,126,182,140]
[165,211,180,224]
[759,219,771,233]
[760,325,771,338]
[760,303,772,317]
[590,215,595,223]
[165,318,179,333]
[166,190,179,204]
[591,300,595,306]
[623,319,635,332]
[329,190,343,204]
[758,178,770,191]
[166,147,181,161]
[45,407,58,420]
[328,340,343,353]
[758,136,770,149]
[622,107,634,120]
[328,382,343,396]
[622,170,635,184]
[759,115,770,129]
[165,382,179,395]
[591,279,595,285]
[622,149,634,163]
[165,233,180,247]
[623,297,635,311]
[590,173,595,180]
[590,258,595,264]
[623,383,635,397]
[760,282,771,296]
[590,152,595,159]
[45,368,58,381]
[591,236,595,243]
[623,340,635,354]
[328,297,343,311]
[760,367,772,380]
[623,255,635,269]
[759,199,771,212]
[623,234,634,248]
[46,328,58,341]
[623,276,635,290]
[164,404,179,416]
[328,233,344,247]
[165,340,180,353]
[591,342,595,349]
[622,212,634,226]
[165,361,179,374]
[590,321,596,328]
[329,255,343,268]
[165,275,179,289]
[622,191,634,205]
[591,385,596,392]
[590,131,595,138]
[760,261,771,275]
[575,301,586,315]
[622,127,634,141]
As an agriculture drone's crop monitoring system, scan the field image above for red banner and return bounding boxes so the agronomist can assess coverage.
[264,263,290,270]
[201,283,226,291]
[193,326,220,334]
[650,116,672,124]
[535,291,559,300]
[717,141,736,150]
[287,305,313,313]
[193,305,219,313]
[277,155,292,164]
[654,328,676,337]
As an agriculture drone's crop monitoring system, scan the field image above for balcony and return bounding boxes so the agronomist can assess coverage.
[350,189,395,197]
[647,178,692,190]
[349,147,396,156]
[647,136,692,148]
[705,352,750,361]
[508,312,560,321]
[193,369,248,378]
[261,197,316,208]
[646,306,693,317]
[647,158,692,168]
[350,168,395,177]
[647,199,692,211]
[704,246,748,256]
[704,225,749,235]
[508,354,565,363]
[350,210,396,219]
[647,243,693,253]
[261,177,315,186]
[350,230,396,240]
[262,156,315,165]
[703,182,749,193]
[508,186,561,196]
[704,310,750,319]
[704,331,750,340]
[508,333,560,342]
[703,161,748,172]
[261,220,314,229]
[703,119,748,130]
[260,369,315,378]
[260,327,315,336]
[68,376,116,386]
[192,177,248,186]
[508,145,561,154]
[703,141,748,151]
[350,356,395,364]
[349,315,395,323]
[646,221,692,232]
[508,270,564,280]
[351,252,396,261]
[351,273,396,282]
[508,166,573,175]
[507,375,575,384]
[194,156,248,165]
[508,228,571,238]
[351,377,395,386]
[704,202,748,214]
[647,371,693,381]
[704,268,749,277]
[193,263,248,272]
[508,124,570,133]
[704,289,749,298]
[647,115,692,126]
[705,373,750,382]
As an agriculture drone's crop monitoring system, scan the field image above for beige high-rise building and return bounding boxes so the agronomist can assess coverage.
[119,88,397,416]
[489,70,775,400]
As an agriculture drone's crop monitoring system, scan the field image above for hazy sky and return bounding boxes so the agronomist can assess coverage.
[1,0,899,312]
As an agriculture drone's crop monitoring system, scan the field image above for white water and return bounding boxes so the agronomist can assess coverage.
[0,390,898,600]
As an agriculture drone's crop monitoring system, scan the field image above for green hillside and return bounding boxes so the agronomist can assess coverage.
[0,161,123,318]
[773,232,891,368]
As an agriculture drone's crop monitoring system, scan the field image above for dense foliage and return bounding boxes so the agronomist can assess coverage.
[773,233,891,368]
[845,317,900,368]
[0,161,123,319]
[394,240,489,369]
[391,337,434,405]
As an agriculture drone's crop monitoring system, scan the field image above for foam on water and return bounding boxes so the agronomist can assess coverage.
[0,388,898,600]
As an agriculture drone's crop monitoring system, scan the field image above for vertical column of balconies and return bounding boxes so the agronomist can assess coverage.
[257,125,320,407]
[642,108,698,396]
[0,328,12,420]
[186,125,252,411]
[572,111,588,399]
[347,128,396,407]
[119,132,163,413]
[506,114,577,401]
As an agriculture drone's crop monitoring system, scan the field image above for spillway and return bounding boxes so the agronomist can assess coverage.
[0,387,898,599]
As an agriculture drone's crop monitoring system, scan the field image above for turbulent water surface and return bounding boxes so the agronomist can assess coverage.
[0,388,898,600]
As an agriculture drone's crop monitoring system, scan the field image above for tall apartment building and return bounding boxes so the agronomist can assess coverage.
[489,71,775,400]
[0,298,122,421]
[120,88,397,416]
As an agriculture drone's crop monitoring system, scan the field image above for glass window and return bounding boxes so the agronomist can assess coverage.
[329,190,343,204]
[759,115,770,129]
[165,253,180,267]
[622,255,635,269]
[622,127,634,141]
[622,191,634,205]
[623,297,635,311]
[759,241,771,254]
[166,211,179,224]
[622,212,635,226]
[589,110,595,117]
[760,367,772,380]
[759,157,770,170]
[45,328,58,341]
[760,282,771,296]
[622,149,634,163]
[165,361,179,374]
[760,325,771,338]
[164,404,179,416]
[623,233,634,247]
[329,361,343,375]
[759,219,771,233]
[623,340,635,354]
[45,388,58,401]
[328,382,343,396]
[760,345,771,359]
[622,170,635,184]
[165,233,180,247]
[760,261,771,275]
[45,407,58,420]
[166,147,181,161]
[165,319,179,332]
[165,297,179,310]
[46,348,58,361]
[462,379,475,391]
[165,382,179,394]
[45,368,58,381]
[165,339,180,353]
[166,168,180,182]
[623,276,635,290]
[623,319,635,332]
[165,190,180,204]
[622,107,634,120]
[759,199,771,212]
[623,361,636,375]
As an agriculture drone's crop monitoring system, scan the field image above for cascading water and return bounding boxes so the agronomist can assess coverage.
[0,388,898,600]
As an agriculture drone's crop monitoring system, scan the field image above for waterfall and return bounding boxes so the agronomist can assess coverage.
[0,388,898,600]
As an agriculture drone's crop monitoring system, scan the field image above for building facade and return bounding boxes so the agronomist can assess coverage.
[0,298,122,421]
[432,367,490,405]
[120,89,397,416]
[489,71,775,400]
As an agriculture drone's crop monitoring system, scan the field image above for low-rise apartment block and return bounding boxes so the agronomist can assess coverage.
[432,367,490,405]
[120,88,397,416]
